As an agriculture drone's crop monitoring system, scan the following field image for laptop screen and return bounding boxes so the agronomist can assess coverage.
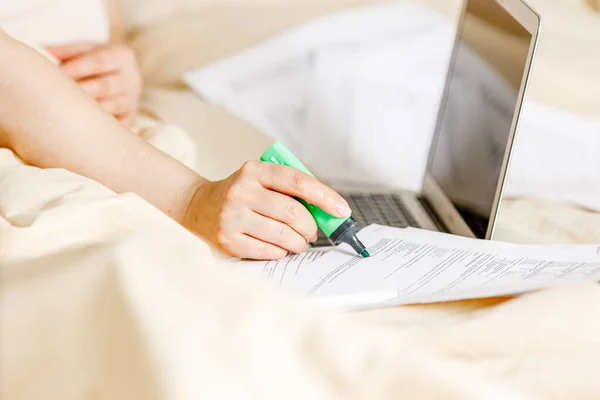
[427,0,533,237]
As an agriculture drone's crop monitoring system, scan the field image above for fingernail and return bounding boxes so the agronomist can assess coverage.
[335,202,351,217]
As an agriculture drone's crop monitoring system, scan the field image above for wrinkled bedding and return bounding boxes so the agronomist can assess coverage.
[3,148,600,399]
[2,0,600,398]
[3,149,600,399]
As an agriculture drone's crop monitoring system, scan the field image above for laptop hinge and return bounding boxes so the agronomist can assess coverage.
[417,196,449,232]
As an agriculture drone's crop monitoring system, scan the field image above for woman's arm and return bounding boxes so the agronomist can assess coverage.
[0,31,351,260]
[0,31,204,223]
[46,0,142,125]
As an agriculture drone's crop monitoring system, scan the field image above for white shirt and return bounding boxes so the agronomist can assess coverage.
[0,0,109,46]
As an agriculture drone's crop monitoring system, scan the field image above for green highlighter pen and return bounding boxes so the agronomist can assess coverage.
[260,141,370,258]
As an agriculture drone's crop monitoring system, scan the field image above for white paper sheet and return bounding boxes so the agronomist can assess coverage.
[301,30,451,190]
[239,249,329,287]
[505,102,600,211]
[183,1,455,190]
[261,225,600,309]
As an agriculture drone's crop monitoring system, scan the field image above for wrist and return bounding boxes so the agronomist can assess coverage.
[181,177,213,233]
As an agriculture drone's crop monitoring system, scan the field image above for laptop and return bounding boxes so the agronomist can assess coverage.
[313,0,541,247]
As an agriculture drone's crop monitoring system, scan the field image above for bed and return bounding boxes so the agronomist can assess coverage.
[1,0,600,398]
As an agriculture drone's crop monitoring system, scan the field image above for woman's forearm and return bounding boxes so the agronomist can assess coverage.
[0,31,206,223]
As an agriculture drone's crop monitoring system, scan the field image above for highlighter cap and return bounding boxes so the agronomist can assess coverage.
[329,216,368,256]
[260,141,349,237]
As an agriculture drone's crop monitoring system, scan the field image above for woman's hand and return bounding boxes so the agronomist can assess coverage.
[47,42,142,127]
[184,161,351,260]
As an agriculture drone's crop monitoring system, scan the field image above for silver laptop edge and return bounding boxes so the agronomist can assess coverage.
[484,0,541,239]
[414,0,541,239]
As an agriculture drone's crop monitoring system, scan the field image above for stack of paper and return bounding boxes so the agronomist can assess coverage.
[240,225,600,310]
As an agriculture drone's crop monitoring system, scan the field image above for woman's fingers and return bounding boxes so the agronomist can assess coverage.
[79,73,123,99]
[185,162,350,260]
[98,95,132,116]
[46,43,96,62]
[247,162,351,218]
[59,43,134,80]
[228,234,288,260]
[245,186,318,242]
[242,210,308,254]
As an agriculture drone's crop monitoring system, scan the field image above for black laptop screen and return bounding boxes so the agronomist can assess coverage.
[428,0,532,237]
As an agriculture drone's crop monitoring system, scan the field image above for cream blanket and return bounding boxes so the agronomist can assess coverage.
[3,0,600,398]
[3,153,600,399]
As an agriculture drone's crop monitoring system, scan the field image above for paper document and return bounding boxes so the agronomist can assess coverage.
[241,225,600,309]
[184,1,455,191]
[241,249,328,287]
[302,38,449,189]
[505,102,600,211]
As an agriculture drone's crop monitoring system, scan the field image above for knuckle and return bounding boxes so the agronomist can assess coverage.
[80,59,95,75]
[286,202,301,223]
[223,185,240,202]
[259,242,273,259]
[277,225,288,241]
[321,190,332,206]
[274,224,305,254]
[290,171,307,193]
[95,51,108,71]
[217,205,234,223]
[240,161,258,177]
[98,78,111,97]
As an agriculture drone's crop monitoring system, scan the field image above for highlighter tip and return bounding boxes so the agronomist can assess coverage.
[360,250,370,258]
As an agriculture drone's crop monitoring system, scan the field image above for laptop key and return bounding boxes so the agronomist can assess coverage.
[342,192,418,229]
[390,195,418,227]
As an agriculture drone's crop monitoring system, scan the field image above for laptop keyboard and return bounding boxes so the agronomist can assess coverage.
[313,193,420,247]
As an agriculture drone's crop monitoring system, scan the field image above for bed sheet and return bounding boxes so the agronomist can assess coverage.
[2,1,600,397]
[3,150,600,399]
